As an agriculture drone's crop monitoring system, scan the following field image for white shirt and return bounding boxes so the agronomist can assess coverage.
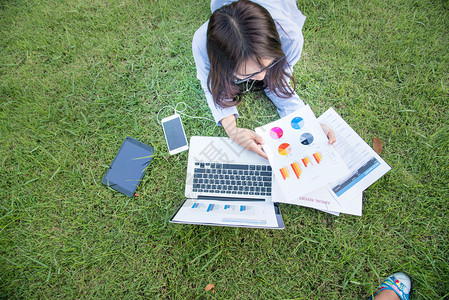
[192,0,307,125]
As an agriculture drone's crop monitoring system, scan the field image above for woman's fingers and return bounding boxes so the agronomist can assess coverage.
[320,123,336,145]
[250,142,268,159]
[232,128,268,159]
[251,131,265,145]
[249,132,268,159]
[327,128,336,145]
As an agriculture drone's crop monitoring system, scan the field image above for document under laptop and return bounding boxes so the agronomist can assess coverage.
[170,136,284,229]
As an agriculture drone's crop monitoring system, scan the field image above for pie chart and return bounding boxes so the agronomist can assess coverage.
[270,127,283,139]
[291,117,305,130]
[278,143,292,156]
[300,133,314,145]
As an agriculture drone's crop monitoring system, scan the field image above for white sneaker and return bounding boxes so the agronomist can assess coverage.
[371,272,411,300]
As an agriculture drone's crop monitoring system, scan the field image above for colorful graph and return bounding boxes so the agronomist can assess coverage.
[278,143,292,156]
[313,152,322,164]
[270,127,284,139]
[291,162,302,179]
[302,157,311,167]
[291,117,305,130]
[206,204,216,212]
[279,167,289,180]
[300,132,314,145]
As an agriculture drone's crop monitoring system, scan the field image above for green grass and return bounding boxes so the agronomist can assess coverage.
[1,0,448,298]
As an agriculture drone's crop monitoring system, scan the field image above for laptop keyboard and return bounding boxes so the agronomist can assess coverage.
[192,163,272,196]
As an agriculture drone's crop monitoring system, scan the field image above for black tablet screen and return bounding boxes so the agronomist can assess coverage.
[102,137,155,197]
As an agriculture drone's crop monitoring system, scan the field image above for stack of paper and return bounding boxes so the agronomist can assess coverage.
[255,106,391,216]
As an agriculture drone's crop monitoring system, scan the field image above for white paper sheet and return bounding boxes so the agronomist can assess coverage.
[272,177,362,216]
[255,105,349,201]
[318,108,391,204]
[171,199,279,228]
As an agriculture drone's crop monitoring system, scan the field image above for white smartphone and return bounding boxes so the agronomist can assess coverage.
[161,114,189,155]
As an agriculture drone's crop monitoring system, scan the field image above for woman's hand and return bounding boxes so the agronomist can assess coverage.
[320,123,336,145]
[221,115,268,159]
[228,127,268,159]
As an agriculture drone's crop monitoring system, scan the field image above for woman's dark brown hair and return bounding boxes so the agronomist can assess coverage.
[207,0,295,108]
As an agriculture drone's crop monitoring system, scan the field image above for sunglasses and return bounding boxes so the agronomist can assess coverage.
[233,57,285,84]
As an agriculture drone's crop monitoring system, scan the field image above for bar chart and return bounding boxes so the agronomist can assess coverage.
[279,152,324,181]
[291,162,302,179]
[191,202,255,216]
[313,152,322,164]
[279,167,289,179]
[302,156,311,167]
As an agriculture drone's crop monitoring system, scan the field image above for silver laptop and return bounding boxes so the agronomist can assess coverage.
[170,136,284,229]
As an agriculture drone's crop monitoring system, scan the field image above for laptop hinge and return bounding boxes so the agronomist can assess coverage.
[197,195,265,202]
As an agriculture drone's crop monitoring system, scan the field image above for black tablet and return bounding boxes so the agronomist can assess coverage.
[102,137,155,197]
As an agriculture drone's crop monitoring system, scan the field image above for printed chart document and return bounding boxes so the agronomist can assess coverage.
[274,108,391,216]
[255,105,349,202]
[170,199,280,228]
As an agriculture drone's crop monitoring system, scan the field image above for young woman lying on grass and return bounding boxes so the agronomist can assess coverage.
[193,0,335,159]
